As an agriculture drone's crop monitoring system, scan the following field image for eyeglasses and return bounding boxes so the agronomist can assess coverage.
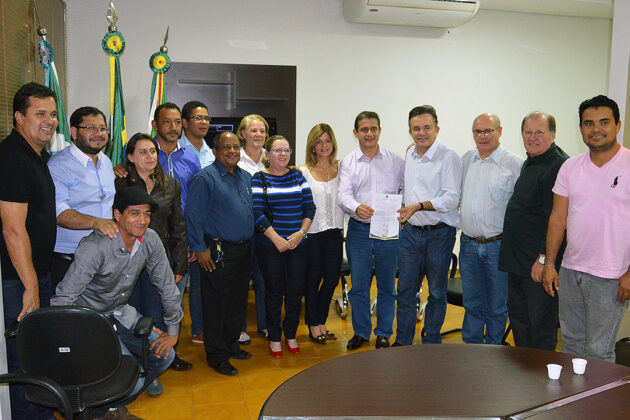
[77,125,109,134]
[523,130,546,137]
[358,127,379,134]
[271,148,292,155]
[473,128,498,137]
[187,116,211,122]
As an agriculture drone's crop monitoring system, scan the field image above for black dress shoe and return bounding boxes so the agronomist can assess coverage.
[346,335,368,350]
[169,354,193,371]
[231,349,252,360]
[391,341,403,347]
[214,360,238,376]
[375,335,390,349]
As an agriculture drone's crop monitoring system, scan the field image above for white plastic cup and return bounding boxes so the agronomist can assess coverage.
[572,358,587,375]
[547,363,562,380]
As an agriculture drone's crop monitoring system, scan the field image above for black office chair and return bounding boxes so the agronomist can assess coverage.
[0,373,73,420]
[1,306,153,420]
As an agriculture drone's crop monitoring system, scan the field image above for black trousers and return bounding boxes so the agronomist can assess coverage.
[256,235,308,342]
[50,252,74,289]
[507,272,558,351]
[304,228,343,326]
[201,240,251,367]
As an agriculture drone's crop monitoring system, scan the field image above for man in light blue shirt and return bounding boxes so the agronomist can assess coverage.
[395,105,462,345]
[180,100,215,168]
[459,113,523,345]
[48,106,118,288]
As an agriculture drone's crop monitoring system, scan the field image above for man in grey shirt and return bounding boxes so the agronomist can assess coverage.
[52,187,183,419]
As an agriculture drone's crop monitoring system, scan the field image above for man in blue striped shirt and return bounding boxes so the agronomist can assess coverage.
[459,113,523,345]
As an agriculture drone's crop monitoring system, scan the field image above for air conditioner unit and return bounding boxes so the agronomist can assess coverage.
[343,0,481,28]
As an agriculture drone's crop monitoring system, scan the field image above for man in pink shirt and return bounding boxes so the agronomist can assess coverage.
[543,95,630,362]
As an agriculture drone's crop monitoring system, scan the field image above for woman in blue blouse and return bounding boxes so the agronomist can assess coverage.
[251,135,316,358]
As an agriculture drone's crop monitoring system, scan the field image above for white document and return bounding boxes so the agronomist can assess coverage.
[369,193,402,240]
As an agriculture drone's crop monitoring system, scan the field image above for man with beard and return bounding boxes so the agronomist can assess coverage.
[543,95,630,362]
[48,106,118,288]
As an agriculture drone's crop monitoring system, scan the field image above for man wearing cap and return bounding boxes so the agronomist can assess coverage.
[52,187,183,420]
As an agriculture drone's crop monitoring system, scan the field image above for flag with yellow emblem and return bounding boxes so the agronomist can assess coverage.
[148,27,172,137]
[102,2,127,166]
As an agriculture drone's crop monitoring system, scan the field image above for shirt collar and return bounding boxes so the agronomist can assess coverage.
[240,148,263,165]
[215,160,240,176]
[412,140,440,160]
[475,145,504,163]
[358,146,382,162]
[69,142,104,167]
[155,137,182,153]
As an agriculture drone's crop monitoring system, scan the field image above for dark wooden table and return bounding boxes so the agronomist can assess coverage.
[259,344,630,419]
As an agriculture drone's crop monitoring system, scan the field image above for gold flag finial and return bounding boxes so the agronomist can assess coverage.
[32,0,47,39]
[106,1,118,32]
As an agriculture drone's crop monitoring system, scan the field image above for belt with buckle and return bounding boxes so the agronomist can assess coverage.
[410,222,449,231]
[350,218,370,226]
[53,252,74,262]
[467,233,503,244]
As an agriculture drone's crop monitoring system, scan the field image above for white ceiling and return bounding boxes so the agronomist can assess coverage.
[480,0,613,19]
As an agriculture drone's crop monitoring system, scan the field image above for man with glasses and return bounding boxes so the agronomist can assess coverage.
[499,112,568,350]
[458,113,522,345]
[394,105,461,346]
[338,111,404,350]
[185,132,254,375]
[179,100,213,345]
[48,106,117,288]
[180,100,214,168]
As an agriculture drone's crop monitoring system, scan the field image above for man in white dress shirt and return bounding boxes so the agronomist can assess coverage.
[459,113,522,344]
[338,111,404,350]
[395,105,462,345]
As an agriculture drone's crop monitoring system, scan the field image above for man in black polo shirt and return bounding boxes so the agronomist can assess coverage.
[0,82,58,420]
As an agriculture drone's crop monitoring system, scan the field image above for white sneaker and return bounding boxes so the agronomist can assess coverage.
[238,331,251,345]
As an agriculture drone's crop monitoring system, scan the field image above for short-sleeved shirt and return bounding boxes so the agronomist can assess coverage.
[47,143,115,253]
[180,132,215,168]
[0,130,56,279]
[553,146,630,279]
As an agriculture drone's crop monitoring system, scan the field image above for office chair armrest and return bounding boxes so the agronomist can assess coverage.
[0,373,73,420]
[134,316,154,338]
[133,317,154,378]
[4,320,19,339]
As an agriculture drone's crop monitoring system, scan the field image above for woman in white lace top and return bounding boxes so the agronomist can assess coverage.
[300,123,345,344]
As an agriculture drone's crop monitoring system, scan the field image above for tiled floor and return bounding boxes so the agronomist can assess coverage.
[123,277,496,420]
[55,277,515,419]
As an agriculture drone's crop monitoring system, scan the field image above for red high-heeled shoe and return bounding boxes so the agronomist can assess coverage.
[269,342,282,358]
[285,339,300,354]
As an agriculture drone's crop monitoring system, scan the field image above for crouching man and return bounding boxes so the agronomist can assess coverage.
[52,187,183,420]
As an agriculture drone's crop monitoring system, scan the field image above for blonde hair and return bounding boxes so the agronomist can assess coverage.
[262,135,287,169]
[236,114,269,148]
[305,123,338,168]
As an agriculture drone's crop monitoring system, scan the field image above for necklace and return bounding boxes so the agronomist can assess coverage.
[313,165,334,181]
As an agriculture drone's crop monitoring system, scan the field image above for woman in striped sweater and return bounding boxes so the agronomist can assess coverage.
[251,135,316,358]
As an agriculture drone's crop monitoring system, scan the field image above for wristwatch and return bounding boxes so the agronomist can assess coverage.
[299,229,308,239]
[538,255,546,265]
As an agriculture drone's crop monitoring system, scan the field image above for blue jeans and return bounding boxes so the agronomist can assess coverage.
[242,241,267,333]
[93,314,174,416]
[559,268,629,362]
[128,269,167,331]
[188,262,203,336]
[2,275,54,420]
[459,234,508,345]
[396,224,456,345]
[346,219,398,340]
